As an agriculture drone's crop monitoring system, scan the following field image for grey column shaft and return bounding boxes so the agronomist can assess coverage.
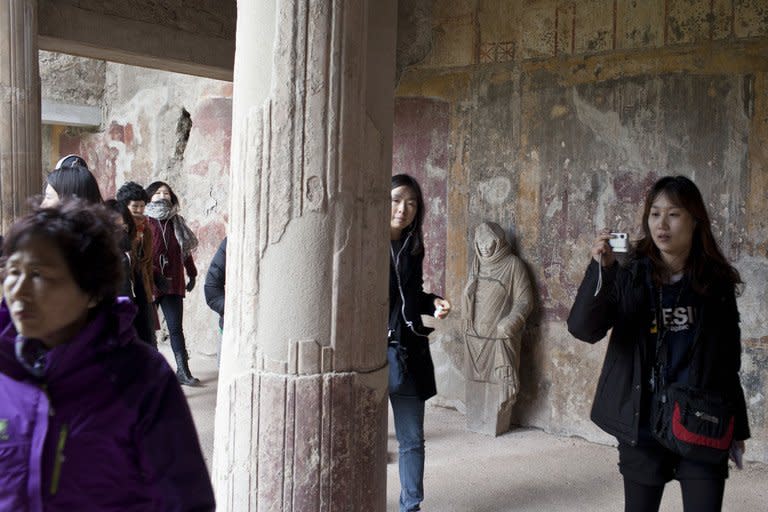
[0,0,41,232]
[212,1,397,510]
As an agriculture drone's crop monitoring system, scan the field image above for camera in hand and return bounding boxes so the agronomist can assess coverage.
[608,232,628,253]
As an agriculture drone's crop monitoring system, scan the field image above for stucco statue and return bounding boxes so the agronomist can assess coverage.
[463,222,533,436]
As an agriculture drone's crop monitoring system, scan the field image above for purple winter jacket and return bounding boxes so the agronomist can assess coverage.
[0,298,215,511]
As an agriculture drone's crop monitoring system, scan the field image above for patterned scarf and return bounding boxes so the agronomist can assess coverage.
[144,199,199,258]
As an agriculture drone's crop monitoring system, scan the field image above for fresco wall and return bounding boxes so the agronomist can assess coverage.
[42,57,232,357]
[394,0,768,462]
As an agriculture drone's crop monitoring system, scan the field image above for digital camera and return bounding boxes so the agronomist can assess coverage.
[608,232,628,253]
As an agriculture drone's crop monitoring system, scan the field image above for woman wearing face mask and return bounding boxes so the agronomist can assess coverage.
[0,200,215,511]
[567,176,749,512]
[40,154,103,207]
[144,181,199,385]
[388,174,451,512]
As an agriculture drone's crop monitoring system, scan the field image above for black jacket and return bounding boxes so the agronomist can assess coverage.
[204,237,226,328]
[389,233,439,400]
[567,258,750,446]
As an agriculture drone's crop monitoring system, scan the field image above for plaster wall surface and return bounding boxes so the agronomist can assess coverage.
[395,0,768,463]
[43,57,232,357]
[40,50,105,106]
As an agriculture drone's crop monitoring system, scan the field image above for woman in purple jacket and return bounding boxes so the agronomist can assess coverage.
[144,181,200,385]
[0,200,215,511]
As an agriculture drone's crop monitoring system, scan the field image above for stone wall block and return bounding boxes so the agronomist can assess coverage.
[614,0,665,50]
[712,0,736,40]
[666,0,716,45]
[735,0,768,39]
[746,73,768,254]
[521,3,556,59]
[423,11,479,68]
[555,2,576,56]
[573,0,615,54]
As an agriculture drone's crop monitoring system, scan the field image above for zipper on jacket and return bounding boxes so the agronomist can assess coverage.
[41,383,55,417]
[49,423,68,496]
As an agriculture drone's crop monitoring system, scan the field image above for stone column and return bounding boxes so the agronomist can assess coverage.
[0,0,41,233]
[212,1,397,511]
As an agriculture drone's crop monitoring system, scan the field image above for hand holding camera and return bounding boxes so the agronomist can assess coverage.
[433,298,451,319]
[591,230,628,267]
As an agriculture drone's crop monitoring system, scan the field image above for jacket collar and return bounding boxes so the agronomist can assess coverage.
[0,298,138,383]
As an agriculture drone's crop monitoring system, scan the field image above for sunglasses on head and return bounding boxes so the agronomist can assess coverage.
[54,154,88,171]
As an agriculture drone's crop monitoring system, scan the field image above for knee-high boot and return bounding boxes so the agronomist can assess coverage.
[174,350,200,386]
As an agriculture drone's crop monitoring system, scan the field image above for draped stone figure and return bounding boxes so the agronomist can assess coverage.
[463,222,533,436]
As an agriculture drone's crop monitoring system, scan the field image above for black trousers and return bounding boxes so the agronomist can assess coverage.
[132,277,156,347]
[624,478,725,512]
[619,441,727,512]
[156,294,187,357]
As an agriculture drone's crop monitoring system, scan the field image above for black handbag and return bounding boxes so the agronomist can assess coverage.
[651,383,735,464]
[387,341,408,394]
[648,280,735,464]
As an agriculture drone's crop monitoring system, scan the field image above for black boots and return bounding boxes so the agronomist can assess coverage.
[174,351,200,386]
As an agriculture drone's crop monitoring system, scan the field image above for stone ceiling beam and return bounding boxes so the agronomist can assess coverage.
[37,0,235,81]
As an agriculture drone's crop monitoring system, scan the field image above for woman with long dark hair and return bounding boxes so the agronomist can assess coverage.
[388,174,451,512]
[568,175,749,512]
[144,181,200,385]
[41,154,103,207]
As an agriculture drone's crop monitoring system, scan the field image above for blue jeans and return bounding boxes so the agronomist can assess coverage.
[390,377,425,512]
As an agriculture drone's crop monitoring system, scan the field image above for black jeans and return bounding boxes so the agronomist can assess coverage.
[132,277,156,347]
[156,294,187,357]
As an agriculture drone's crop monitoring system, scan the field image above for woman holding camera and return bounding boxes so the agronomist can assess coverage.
[388,174,451,512]
[144,181,199,386]
[567,175,749,512]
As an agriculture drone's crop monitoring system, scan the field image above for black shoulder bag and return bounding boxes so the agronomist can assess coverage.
[650,284,735,464]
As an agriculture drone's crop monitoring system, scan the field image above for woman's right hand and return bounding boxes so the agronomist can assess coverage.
[591,229,616,267]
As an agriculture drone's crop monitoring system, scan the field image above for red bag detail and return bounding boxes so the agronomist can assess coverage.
[671,402,734,450]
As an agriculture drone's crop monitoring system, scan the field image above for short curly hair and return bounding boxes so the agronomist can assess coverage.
[116,181,149,205]
[2,200,123,306]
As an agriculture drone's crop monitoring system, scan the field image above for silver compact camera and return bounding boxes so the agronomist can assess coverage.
[608,232,629,253]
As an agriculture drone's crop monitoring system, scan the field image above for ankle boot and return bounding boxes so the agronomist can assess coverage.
[174,351,200,386]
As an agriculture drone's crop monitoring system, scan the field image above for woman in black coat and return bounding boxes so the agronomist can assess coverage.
[388,174,451,512]
[567,176,749,512]
[204,237,226,329]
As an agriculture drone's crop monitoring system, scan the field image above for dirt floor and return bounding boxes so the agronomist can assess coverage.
[176,350,768,512]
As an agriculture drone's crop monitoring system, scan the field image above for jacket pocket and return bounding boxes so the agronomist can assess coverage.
[0,442,31,508]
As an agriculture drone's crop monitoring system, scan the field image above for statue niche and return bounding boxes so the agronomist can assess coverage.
[463,222,533,436]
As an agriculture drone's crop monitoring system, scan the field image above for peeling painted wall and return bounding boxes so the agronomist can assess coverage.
[43,58,232,357]
[393,98,450,296]
[395,0,768,462]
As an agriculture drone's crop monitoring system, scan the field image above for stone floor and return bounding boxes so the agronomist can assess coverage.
[171,349,768,512]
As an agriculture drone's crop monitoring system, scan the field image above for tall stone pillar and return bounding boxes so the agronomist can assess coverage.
[212,2,397,511]
[0,0,41,232]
